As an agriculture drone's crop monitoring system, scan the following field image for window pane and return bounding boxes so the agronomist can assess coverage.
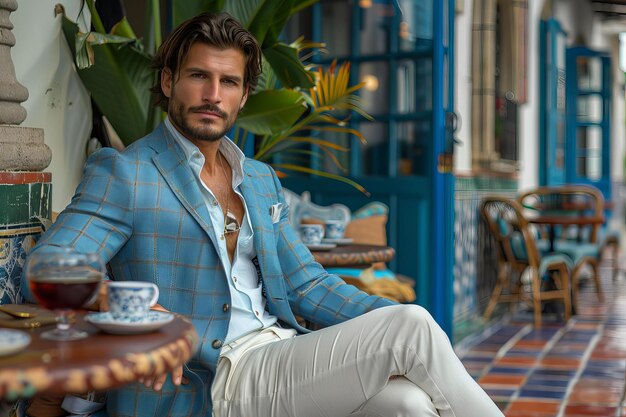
[577,56,602,90]
[576,126,602,180]
[359,122,389,176]
[317,130,351,175]
[495,97,518,161]
[556,32,566,68]
[397,60,415,113]
[399,0,433,52]
[577,95,602,123]
[359,62,389,115]
[396,58,432,114]
[358,1,394,55]
[398,120,431,176]
[320,0,352,56]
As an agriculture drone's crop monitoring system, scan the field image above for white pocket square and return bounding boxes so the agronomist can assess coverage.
[270,203,283,223]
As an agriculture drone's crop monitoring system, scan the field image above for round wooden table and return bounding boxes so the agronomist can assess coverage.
[0,311,198,400]
[311,244,395,268]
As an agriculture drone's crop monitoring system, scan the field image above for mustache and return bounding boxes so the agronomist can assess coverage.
[188,104,227,118]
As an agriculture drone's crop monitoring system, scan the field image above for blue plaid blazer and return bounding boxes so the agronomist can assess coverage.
[22,124,395,417]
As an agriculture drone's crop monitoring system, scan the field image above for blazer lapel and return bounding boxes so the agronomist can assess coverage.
[240,165,273,269]
[151,129,221,250]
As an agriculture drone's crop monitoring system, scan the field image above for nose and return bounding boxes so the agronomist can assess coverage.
[202,79,222,103]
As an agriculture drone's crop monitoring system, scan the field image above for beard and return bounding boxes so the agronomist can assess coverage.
[168,101,238,143]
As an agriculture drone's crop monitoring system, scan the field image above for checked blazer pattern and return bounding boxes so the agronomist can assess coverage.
[21,124,395,417]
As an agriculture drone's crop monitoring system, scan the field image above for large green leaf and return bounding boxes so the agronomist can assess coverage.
[237,90,307,135]
[62,15,155,144]
[264,43,314,89]
[246,0,294,47]
[222,0,313,89]
[171,0,225,26]
[222,0,260,27]
[290,0,320,15]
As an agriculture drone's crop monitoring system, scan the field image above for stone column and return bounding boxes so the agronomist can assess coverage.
[0,0,52,170]
[0,0,52,304]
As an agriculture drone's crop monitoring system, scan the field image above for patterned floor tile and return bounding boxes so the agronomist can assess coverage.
[506,399,560,414]
[459,258,626,417]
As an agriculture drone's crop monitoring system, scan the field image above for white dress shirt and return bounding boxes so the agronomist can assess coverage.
[165,118,278,343]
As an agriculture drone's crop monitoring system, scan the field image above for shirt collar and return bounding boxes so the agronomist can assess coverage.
[164,116,246,186]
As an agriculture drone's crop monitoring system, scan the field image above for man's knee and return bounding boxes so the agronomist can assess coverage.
[385,304,434,328]
[357,377,438,417]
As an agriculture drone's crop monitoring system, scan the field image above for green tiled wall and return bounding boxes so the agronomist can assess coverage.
[0,180,52,305]
[453,175,518,344]
[0,182,51,226]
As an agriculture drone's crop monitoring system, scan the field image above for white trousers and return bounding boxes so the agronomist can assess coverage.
[211,305,503,417]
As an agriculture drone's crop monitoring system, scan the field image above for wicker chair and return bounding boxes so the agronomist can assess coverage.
[517,185,605,309]
[480,196,572,328]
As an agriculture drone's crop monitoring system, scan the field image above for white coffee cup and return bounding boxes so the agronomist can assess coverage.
[324,220,346,240]
[299,224,324,245]
[107,281,159,322]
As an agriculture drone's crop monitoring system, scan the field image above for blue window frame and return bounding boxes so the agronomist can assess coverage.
[565,47,612,200]
[539,19,567,186]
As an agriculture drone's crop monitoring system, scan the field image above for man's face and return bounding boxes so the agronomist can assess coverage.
[162,42,248,143]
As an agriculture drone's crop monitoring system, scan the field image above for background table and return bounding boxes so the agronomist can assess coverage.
[311,244,395,268]
[0,312,198,400]
[527,214,605,251]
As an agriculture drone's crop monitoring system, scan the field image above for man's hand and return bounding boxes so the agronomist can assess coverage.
[138,365,188,391]
[137,303,188,390]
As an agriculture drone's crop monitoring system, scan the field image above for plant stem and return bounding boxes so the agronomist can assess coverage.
[86,0,106,34]
[151,0,162,50]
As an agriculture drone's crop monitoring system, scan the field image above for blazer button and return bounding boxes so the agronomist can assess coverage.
[212,339,223,349]
[222,303,230,312]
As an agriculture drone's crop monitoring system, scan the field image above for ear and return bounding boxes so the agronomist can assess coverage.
[240,86,249,110]
[161,68,173,98]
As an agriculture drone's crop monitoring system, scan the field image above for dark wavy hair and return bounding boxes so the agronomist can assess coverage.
[151,12,262,111]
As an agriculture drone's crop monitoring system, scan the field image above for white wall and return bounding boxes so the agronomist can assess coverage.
[11,0,92,213]
[609,34,626,182]
[517,0,546,192]
[453,0,473,174]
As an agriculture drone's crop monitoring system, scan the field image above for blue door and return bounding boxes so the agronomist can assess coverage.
[565,47,612,200]
[280,0,456,334]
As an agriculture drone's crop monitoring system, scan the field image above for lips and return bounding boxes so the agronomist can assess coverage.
[189,105,227,119]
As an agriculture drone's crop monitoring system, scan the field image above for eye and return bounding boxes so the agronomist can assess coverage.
[222,78,239,87]
[190,72,207,79]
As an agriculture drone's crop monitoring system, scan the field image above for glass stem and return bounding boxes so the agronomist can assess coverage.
[56,310,71,334]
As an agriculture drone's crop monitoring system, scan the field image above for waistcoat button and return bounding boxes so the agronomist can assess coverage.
[222,303,230,312]
[212,339,223,349]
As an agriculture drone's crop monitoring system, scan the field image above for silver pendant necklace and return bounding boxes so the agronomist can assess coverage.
[217,153,241,235]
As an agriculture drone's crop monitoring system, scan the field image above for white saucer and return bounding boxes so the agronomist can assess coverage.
[85,311,175,335]
[0,329,31,357]
[306,243,337,251]
[322,238,354,245]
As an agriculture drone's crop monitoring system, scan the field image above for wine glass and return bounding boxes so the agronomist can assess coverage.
[26,246,104,341]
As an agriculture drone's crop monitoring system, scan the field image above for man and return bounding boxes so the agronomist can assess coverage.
[22,12,504,417]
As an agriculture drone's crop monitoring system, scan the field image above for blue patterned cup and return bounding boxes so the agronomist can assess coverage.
[107,281,159,323]
[299,224,324,245]
[324,220,346,239]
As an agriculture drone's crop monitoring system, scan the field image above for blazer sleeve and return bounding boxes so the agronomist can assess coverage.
[267,166,396,328]
[21,148,134,302]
